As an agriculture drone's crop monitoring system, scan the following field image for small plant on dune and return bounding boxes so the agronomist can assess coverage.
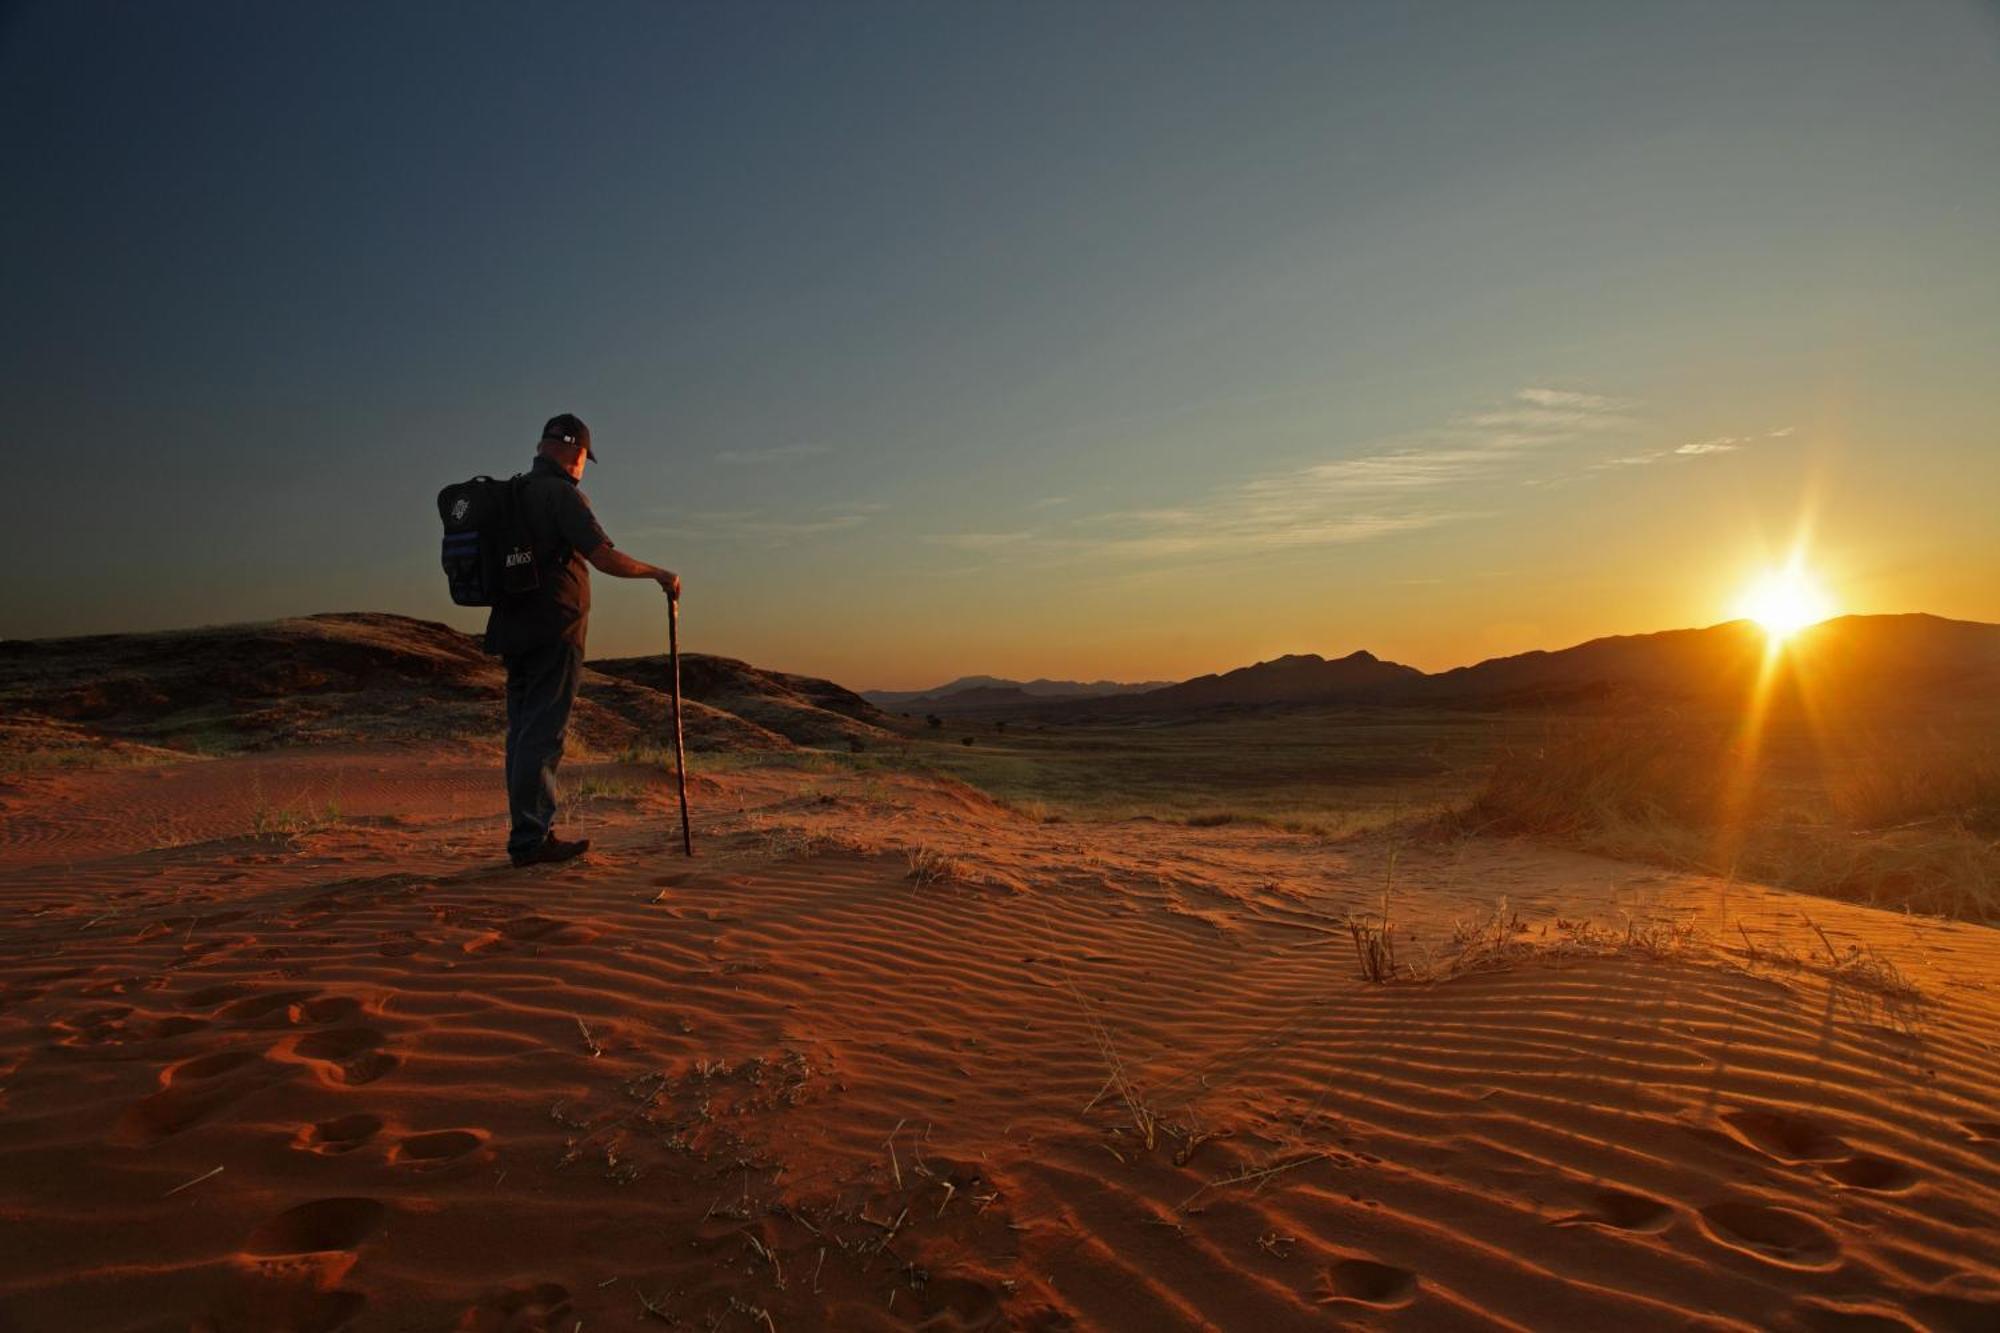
[904,843,965,889]
[1000,797,1061,825]
[249,800,340,842]
[146,814,197,851]
[1345,843,1406,983]
[572,774,643,802]
[1061,969,1157,1155]
[1347,916,1398,983]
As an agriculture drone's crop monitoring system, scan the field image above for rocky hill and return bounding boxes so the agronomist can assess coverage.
[0,613,895,761]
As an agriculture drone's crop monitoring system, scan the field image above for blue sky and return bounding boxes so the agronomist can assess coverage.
[3,1,1995,685]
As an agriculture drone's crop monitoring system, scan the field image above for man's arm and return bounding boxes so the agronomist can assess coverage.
[586,543,681,599]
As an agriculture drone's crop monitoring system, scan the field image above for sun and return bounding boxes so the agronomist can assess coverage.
[1735,564,1834,641]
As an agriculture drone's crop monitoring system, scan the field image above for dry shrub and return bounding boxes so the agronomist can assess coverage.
[1346,916,1399,982]
[904,843,965,889]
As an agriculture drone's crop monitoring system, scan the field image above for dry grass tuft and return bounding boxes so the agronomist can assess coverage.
[903,843,966,889]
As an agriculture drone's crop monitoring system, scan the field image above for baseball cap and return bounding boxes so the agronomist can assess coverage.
[540,413,596,460]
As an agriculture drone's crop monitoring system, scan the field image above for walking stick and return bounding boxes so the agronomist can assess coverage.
[668,592,693,856]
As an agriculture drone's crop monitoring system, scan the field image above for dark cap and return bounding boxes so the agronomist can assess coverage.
[540,413,596,461]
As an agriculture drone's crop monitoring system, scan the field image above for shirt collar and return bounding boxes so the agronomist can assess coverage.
[530,455,578,486]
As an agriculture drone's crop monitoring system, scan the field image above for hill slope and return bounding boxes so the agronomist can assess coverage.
[0,613,892,760]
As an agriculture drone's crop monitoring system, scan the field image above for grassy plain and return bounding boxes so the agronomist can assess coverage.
[728,708,1543,836]
[703,699,2000,922]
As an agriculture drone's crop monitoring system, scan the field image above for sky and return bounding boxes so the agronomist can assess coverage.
[2,1,1996,688]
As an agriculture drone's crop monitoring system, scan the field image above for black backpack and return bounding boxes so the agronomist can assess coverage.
[437,474,541,607]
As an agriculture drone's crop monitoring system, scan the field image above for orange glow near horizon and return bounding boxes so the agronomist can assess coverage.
[1734,561,1835,643]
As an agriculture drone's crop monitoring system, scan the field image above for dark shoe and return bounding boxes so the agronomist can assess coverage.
[510,835,590,868]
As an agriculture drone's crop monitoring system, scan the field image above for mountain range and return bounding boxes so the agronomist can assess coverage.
[890,614,2000,716]
[864,675,1174,709]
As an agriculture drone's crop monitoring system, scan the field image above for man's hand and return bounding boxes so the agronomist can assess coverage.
[586,544,681,598]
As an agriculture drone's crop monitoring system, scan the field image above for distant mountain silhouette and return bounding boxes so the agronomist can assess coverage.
[1132,650,1424,709]
[942,614,2000,717]
[865,675,1173,710]
[1404,614,2000,708]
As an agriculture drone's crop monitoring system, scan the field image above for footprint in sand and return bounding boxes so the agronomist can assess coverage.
[1821,1155,1919,1193]
[1554,1188,1676,1234]
[216,989,321,1025]
[296,1113,385,1155]
[242,1197,387,1256]
[1719,1108,1850,1163]
[299,995,363,1024]
[391,1129,488,1167]
[117,1084,237,1143]
[49,1004,135,1048]
[1696,1200,1841,1270]
[286,1027,399,1086]
[182,982,261,1010]
[135,1015,208,1040]
[455,1282,572,1333]
[165,1049,266,1083]
[914,1275,1007,1327]
[1318,1258,1419,1309]
[463,915,596,954]
[115,1048,277,1143]
[238,1197,388,1298]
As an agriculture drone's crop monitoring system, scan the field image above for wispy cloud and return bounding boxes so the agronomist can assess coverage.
[925,531,1037,551]
[1589,422,1795,471]
[1515,387,1620,411]
[1675,437,1740,456]
[713,442,832,466]
[924,386,1627,567]
[1029,495,1072,509]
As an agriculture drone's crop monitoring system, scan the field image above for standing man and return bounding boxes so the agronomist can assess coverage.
[487,413,681,867]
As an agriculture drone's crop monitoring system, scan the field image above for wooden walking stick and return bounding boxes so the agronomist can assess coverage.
[668,592,693,856]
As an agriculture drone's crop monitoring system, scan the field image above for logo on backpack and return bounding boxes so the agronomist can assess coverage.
[436,474,541,607]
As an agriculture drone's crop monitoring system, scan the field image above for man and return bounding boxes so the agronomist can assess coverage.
[486,413,681,867]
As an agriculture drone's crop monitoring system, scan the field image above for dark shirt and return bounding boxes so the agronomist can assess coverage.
[483,456,611,657]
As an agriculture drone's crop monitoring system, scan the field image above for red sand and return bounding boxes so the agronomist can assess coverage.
[2,745,1998,1331]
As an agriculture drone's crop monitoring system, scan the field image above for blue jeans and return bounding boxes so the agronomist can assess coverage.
[503,640,584,857]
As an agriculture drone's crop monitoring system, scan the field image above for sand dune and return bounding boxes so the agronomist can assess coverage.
[2,747,1997,1330]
